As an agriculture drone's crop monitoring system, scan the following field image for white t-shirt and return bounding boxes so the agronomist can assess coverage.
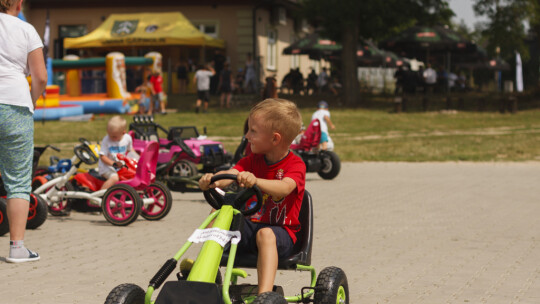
[311,109,330,133]
[195,70,214,91]
[423,68,437,85]
[0,13,44,113]
[98,134,133,176]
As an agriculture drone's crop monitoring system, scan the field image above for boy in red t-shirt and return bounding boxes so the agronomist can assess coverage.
[199,98,306,294]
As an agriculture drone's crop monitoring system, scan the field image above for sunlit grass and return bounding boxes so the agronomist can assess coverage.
[34,93,540,163]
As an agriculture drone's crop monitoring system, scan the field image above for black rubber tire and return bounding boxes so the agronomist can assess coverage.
[314,267,349,304]
[141,181,173,221]
[0,198,9,236]
[104,283,145,304]
[102,184,142,226]
[317,151,341,180]
[167,160,198,192]
[26,194,48,229]
[252,291,287,304]
[47,181,74,216]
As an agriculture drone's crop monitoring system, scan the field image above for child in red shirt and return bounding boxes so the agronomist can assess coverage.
[199,98,305,294]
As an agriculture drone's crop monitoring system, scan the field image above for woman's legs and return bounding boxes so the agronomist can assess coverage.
[0,104,39,262]
[7,198,29,241]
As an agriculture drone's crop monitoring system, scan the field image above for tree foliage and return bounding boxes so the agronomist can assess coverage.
[299,0,454,105]
[301,0,454,43]
[473,0,536,60]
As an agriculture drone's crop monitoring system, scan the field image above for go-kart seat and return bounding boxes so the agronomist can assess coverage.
[220,190,313,269]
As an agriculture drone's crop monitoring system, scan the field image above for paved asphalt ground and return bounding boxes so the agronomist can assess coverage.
[1,162,540,303]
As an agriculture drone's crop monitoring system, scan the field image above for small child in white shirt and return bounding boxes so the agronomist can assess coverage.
[98,116,134,189]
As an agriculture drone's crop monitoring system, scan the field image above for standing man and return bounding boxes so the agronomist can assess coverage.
[423,63,437,94]
[194,62,215,113]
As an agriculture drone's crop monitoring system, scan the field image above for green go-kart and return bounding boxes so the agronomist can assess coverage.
[105,174,348,304]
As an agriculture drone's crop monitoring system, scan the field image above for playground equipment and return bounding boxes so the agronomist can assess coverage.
[32,53,157,120]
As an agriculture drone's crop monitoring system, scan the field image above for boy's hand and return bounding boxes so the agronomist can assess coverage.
[199,173,215,191]
[237,171,257,188]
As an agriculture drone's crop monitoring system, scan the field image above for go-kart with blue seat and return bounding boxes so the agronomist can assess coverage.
[105,174,348,304]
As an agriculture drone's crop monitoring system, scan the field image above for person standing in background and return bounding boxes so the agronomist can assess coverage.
[218,62,233,109]
[176,60,188,95]
[243,53,257,94]
[194,62,215,113]
[0,0,47,263]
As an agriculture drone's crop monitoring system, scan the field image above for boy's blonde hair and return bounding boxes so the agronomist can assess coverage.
[107,115,127,133]
[0,0,18,12]
[249,98,302,145]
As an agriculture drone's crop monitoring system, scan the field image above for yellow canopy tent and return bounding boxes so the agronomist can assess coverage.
[64,12,224,49]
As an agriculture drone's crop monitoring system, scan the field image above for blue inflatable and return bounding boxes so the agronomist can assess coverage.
[60,98,130,114]
[33,105,84,121]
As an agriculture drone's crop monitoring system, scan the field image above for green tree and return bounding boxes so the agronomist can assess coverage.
[301,0,453,106]
[473,0,535,60]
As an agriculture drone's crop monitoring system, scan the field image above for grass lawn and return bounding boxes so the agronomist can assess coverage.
[33,93,540,163]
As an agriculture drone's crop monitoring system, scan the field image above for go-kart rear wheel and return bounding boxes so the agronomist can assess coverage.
[141,181,172,221]
[48,181,74,216]
[26,194,48,230]
[102,184,142,226]
[104,283,145,304]
[252,291,287,304]
[314,266,349,304]
[317,151,341,180]
[0,198,9,236]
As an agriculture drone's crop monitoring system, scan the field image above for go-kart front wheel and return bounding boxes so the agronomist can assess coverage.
[26,194,48,230]
[102,184,142,226]
[104,283,145,304]
[0,198,8,236]
[314,266,349,304]
[252,291,287,304]
[141,181,172,221]
[317,151,341,180]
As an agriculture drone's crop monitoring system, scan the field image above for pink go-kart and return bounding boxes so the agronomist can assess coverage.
[290,118,341,180]
[129,115,232,192]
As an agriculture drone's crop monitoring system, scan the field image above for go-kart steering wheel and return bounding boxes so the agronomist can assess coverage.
[173,137,197,159]
[74,138,99,165]
[203,174,263,217]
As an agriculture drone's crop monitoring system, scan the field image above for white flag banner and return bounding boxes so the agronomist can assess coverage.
[188,228,241,247]
[516,52,523,92]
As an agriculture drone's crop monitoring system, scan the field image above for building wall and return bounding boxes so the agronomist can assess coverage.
[25,4,322,93]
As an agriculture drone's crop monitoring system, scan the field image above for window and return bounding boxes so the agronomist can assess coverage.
[290,35,300,69]
[267,30,277,70]
[58,25,87,38]
[194,23,218,38]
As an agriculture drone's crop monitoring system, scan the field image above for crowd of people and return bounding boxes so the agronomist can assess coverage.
[393,63,469,95]
[281,67,341,96]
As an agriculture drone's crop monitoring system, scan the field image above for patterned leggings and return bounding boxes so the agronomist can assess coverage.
[0,104,33,201]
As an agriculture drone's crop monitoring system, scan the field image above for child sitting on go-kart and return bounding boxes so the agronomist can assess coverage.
[98,116,135,189]
[199,98,306,295]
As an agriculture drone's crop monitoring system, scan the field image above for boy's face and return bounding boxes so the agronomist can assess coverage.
[108,128,124,142]
[246,114,275,154]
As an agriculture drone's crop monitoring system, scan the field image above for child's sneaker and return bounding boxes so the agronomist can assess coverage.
[6,248,40,263]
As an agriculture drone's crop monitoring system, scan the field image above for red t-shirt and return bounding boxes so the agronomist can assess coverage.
[150,75,163,93]
[234,151,306,243]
